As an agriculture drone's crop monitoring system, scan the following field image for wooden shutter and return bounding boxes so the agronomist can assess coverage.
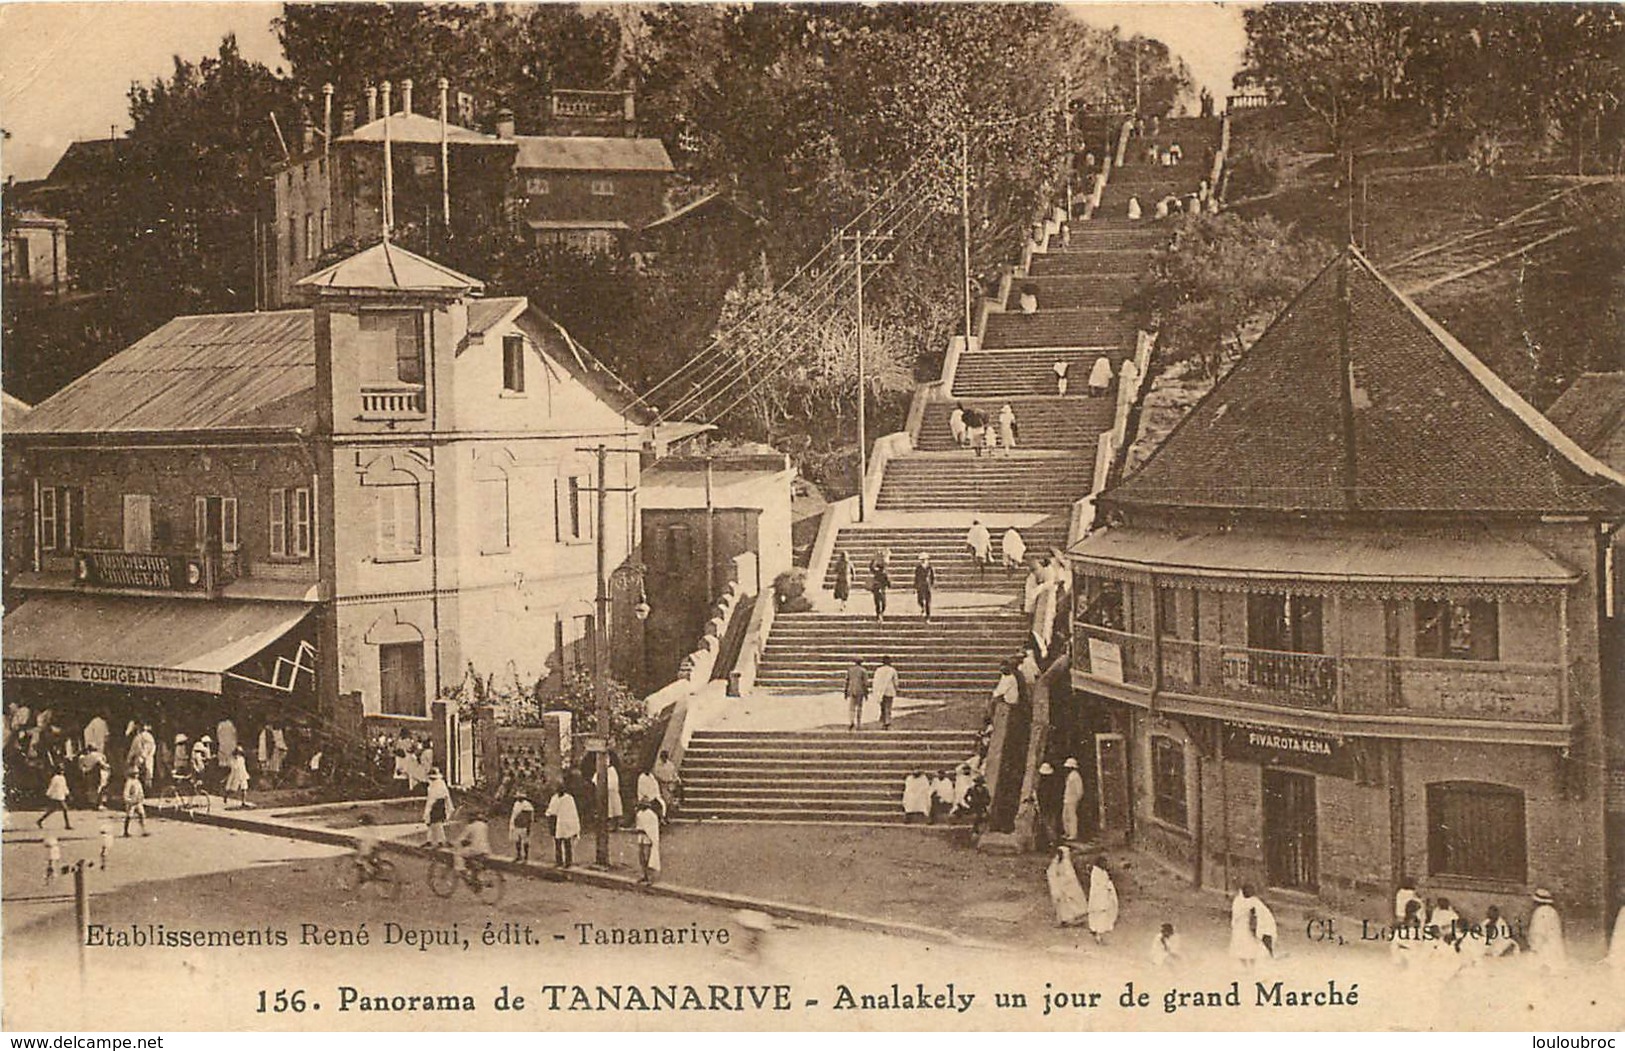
[293,488,312,557]
[195,497,208,545]
[269,489,287,557]
[222,497,238,552]
[39,488,57,552]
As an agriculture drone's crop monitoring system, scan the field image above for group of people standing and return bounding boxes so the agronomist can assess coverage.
[833,549,940,622]
[1047,847,1120,944]
[948,402,1020,456]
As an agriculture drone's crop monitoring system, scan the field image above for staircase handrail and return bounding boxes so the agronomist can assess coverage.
[862,431,915,519]
[1114,119,1133,169]
[731,561,783,693]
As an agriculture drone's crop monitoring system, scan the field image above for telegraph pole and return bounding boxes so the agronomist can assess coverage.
[839,230,894,523]
[960,129,973,347]
[577,443,640,867]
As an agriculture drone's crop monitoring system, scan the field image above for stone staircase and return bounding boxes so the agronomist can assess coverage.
[1028,249,1157,277]
[752,611,1029,705]
[952,346,1131,397]
[680,729,982,823]
[821,518,1069,594]
[1025,273,1141,309]
[982,309,1139,348]
[918,396,1112,451]
[874,452,1095,513]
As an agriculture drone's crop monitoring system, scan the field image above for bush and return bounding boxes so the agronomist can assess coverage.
[774,568,813,613]
[1225,148,1279,199]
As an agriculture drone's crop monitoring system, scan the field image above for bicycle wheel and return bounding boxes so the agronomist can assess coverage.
[371,858,401,900]
[474,866,505,906]
[425,856,458,898]
[187,790,211,819]
[160,785,183,815]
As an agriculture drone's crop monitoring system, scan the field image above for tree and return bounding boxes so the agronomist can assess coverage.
[1128,213,1332,379]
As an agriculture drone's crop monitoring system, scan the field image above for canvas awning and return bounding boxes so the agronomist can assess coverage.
[3,594,314,695]
[1069,528,1578,588]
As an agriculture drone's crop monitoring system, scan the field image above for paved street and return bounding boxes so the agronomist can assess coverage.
[5,806,1621,1032]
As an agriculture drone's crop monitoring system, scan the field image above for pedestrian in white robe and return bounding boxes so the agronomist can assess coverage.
[545,785,580,868]
[1127,196,1142,220]
[1031,582,1058,658]
[1254,895,1279,958]
[423,769,453,847]
[998,403,1017,453]
[600,760,623,825]
[1230,886,1263,964]
[1047,847,1088,927]
[634,802,661,884]
[1528,888,1566,970]
[1088,355,1114,396]
[1087,856,1119,943]
[948,405,967,448]
[1023,562,1045,612]
[1119,356,1140,396]
[1001,527,1026,572]
[966,520,992,572]
[1062,758,1085,842]
[1053,360,1069,395]
[901,771,932,822]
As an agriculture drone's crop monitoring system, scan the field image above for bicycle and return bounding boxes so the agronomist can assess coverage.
[338,854,401,899]
[426,854,505,905]
[159,776,211,819]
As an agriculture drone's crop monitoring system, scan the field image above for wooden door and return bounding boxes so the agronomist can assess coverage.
[1263,768,1318,890]
[1095,732,1130,838]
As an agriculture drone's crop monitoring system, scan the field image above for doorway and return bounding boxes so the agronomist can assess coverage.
[1262,768,1318,890]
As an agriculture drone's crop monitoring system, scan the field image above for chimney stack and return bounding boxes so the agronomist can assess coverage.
[624,90,635,124]
[401,78,413,115]
[380,81,392,119]
[495,108,515,140]
[322,82,334,145]
[366,85,378,123]
[300,120,315,153]
[340,105,356,137]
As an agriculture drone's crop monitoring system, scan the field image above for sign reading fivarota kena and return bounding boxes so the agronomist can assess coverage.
[1222,722,1352,778]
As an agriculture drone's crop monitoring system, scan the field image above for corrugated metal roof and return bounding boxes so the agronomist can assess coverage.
[1070,528,1578,585]
[297,241,484,295]
[514,135,673,173]
[13,310,315,435]
[526,219,631,231]
[340,112,506,146]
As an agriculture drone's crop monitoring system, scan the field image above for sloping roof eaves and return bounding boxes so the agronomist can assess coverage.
[340,112,506,146]
[13,310,315,436]
[514,136,674,173]
[1539,372,1625,460]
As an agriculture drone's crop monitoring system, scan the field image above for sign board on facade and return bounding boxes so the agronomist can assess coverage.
[3,657,219,694]
[1087,638,1124,684]
[75,551,211,592]
[1223,720,1352,778]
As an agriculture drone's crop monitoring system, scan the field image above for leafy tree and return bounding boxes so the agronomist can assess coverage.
[1128,213,1332,379]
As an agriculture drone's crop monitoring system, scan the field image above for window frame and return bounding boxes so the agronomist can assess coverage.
[39,486,58,553]
[1426,781,1526,885]
[479,475,511,555]
[589,178,615,197]
[374,483,422,561]
[525,175,551,196]
[358,310,426,386]
[269,487,313,559]
[1150,735,1188,829]
[501,333,526,394]
[1415,598,1499,661]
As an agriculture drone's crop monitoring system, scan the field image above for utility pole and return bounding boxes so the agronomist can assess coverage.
[839,230,894,523]
[576,442,640,868]
[1134,41,1143,115]
[438,77,452,234]
[960,128,973,347]
[704,455,715,607]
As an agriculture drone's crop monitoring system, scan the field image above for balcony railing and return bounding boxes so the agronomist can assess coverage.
[360,384,426,419]
[1073,624,1564,725]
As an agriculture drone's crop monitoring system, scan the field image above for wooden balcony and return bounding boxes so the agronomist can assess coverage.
[360,384,426,420]
[1071,623,1568,745]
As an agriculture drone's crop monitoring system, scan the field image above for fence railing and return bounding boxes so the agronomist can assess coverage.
[1074,625,1565,724]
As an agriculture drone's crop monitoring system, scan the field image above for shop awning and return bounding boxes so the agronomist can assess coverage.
[1069,528,1578,587]
[3,594,313,695]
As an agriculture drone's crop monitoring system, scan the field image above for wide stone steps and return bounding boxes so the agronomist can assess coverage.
[822,521,1068,592]
[954,347,1130,397]
[1028,249,1155,278]
[983,309,1139,348]
[755,612,1027,698]
[1053,228,1167,251]
[918,396,1113,451]
[874,454,1095,513]
[680,729,981,823]
[1023,274,1140,310]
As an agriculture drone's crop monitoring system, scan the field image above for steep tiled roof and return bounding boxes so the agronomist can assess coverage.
[513,135,673,173]
[466,296,527,336]
[2,392,31,430]
[1545,372,1625,458]
[1105,248,1625,516]
[340,112,507,146]
[297,241,483,296]
[12,311,315,435]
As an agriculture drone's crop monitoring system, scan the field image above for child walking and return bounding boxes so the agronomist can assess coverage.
[224,746,252,809]
[509,792,535,862]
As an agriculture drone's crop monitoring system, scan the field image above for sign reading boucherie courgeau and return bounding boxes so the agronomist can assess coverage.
[2,658,219,693]
[1223,720,1352,777]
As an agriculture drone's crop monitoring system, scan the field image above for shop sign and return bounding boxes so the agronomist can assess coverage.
[1086,638,1125,684]
[3,657,219,694]
[1223,720,1351,777]
[75,551,211,592]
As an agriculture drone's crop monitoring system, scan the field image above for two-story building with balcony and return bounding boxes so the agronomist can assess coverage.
[3,240,643,763]
[1067,248,1625,923]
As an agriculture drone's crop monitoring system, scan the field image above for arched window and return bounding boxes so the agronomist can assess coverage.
[1426,781,1526,883]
